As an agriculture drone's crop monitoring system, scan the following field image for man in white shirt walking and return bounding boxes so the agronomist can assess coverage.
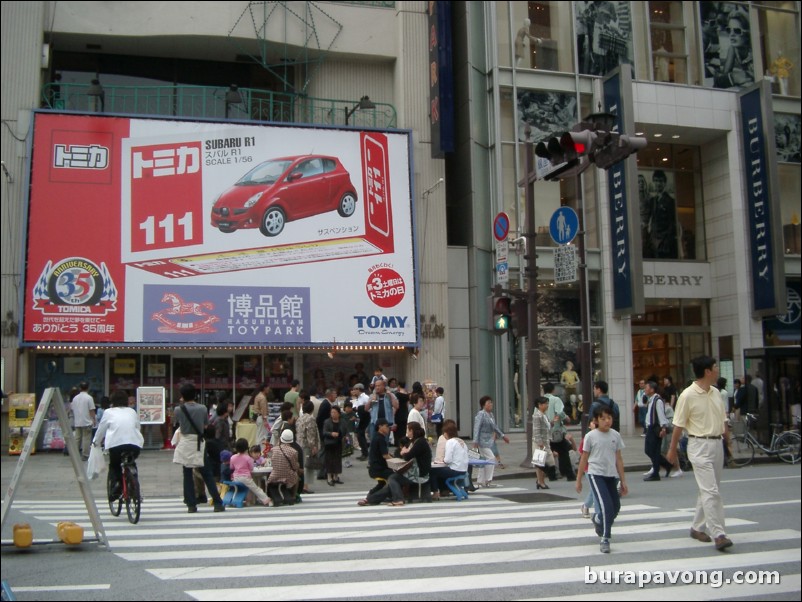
[72,381,96,460]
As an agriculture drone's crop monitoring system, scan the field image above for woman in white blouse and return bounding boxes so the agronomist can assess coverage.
[429,421,469,500]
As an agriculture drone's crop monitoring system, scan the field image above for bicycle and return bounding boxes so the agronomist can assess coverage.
[728,413,801,467]
[107,451,141,524]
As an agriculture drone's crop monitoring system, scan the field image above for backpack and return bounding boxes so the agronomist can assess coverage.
[608,398,621,431]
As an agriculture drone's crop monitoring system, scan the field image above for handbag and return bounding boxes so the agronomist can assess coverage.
[176,405,208,468]
[430,413,444,423]
[467,448,482,461]
[531,448,548,468]
[550,425,565,443]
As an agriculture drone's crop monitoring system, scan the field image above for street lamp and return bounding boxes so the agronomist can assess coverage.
[345,95,375,125]
[225,84,243,119]
[87,79,104,113]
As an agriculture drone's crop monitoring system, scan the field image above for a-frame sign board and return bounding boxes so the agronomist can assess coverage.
[1,387,108,547]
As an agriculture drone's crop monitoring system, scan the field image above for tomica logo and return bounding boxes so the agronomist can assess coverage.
[32,258,118,315]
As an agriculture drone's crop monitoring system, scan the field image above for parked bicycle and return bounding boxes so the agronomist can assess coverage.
[108,451,141,524]
[728,413,801,467]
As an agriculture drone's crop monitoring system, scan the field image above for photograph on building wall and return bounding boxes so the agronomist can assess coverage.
[700,2,755,89]
[638,168,679,260]
[517,91,577,144]
[775,113,801,163]
[574,1,633,76]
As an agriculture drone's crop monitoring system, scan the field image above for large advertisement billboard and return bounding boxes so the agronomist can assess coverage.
[23,113,418,347]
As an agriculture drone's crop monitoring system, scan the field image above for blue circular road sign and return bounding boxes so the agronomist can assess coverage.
[493,212,510,242]
[549,207,579,245]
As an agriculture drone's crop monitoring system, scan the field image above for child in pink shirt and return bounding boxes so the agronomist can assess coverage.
[230,438,269,506]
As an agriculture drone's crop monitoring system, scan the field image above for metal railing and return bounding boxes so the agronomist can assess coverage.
[41,83,397,129]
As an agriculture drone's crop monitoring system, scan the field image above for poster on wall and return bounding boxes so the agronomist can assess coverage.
[574,1,633,77]
[775,113,801,163]
[700,2,755,89]
[637,168,679,260]
[137,386,165,424]
[23,113,418,347]
[517,91,577,144]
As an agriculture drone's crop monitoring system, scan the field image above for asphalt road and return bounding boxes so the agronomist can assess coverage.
[1,456,799,601]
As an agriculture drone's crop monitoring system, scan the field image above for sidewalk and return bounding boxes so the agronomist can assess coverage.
[1,428,654,505]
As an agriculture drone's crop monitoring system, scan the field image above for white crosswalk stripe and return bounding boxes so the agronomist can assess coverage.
[11,487,801,601]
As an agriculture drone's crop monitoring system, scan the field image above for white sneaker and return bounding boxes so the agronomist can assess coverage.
[643,469,654,477]
[581,504,590,518]
[669,469,684,478]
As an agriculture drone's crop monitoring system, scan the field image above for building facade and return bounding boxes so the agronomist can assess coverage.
[1,1,800,446]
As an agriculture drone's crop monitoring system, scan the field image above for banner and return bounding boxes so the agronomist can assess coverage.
[603,67,644,317]
[24,113,418,346]
[738,81,786,317]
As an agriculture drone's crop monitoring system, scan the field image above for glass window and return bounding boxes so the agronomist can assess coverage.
[635,143,705,261]
[575,1,634,76]
[699,2,756,90]
[778,164,801,255]
[500,2,575,71]
[648,1,688,83]
[755,2,800,96]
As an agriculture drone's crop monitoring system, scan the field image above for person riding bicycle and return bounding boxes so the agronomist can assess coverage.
[93,390,144,501]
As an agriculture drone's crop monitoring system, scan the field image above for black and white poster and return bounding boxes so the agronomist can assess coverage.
[638,169,679,260]
[700,2,755,89]
[775,113,801,163]
[575,1,633,76]
[517,91,578,144]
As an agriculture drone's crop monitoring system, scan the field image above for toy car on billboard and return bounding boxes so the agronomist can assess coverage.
[210,155,358,237]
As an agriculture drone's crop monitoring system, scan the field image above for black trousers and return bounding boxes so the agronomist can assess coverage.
[645,427,673,475]
[549,437,574,479]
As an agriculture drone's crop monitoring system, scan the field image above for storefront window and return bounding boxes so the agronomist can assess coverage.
[110,354,140,393]
[648,1,688,83]
[635,143,705,261]
[775,114,801,255]
[575,1,634,77]
[632,300,711,386]
[506,90,599,248]
[498,1,575,71]
[755,2,801,97]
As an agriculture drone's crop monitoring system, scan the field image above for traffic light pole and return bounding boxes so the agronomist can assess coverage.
[576,175,594,435]
[520,134,541,468]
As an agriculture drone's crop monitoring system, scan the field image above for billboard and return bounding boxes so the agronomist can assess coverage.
[23,113,418,346]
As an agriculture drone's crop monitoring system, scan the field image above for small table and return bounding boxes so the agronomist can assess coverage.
[387,458,407,471]
[252,466,272,492]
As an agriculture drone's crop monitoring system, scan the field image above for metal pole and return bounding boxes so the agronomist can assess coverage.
[521,131,541,468]
[576,175,594,435]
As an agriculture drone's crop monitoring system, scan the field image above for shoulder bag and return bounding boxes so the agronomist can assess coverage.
[174,405,207,468]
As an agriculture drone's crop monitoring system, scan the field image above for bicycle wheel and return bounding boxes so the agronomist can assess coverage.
[107,474,122,517]
[729,434,755,467]
[124,467,141,524]
[775,432,801,465]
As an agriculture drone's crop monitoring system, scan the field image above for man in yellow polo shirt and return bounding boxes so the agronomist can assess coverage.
[667,355,732,551]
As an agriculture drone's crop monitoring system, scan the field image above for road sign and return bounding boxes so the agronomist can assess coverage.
[496,261,509,285]
[493,212,510,242]
[549,207,579,245]
[554,244,578,284]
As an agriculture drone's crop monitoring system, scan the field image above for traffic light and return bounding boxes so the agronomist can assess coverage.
[535,129,595,181]
[591,132,648,170]
[488,293,511,335]
[510,298,528,338]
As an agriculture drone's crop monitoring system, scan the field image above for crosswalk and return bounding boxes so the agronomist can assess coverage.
[9,487,801,600]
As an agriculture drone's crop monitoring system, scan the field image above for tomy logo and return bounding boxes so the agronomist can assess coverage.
[354,315,408,329]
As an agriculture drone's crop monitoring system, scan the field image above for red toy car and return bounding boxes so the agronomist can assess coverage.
[211,155,358,237]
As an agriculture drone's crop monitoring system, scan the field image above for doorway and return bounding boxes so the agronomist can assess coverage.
[172,356,234,410]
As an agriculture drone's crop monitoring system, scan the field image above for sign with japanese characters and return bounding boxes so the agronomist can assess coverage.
[23,113,417,346]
